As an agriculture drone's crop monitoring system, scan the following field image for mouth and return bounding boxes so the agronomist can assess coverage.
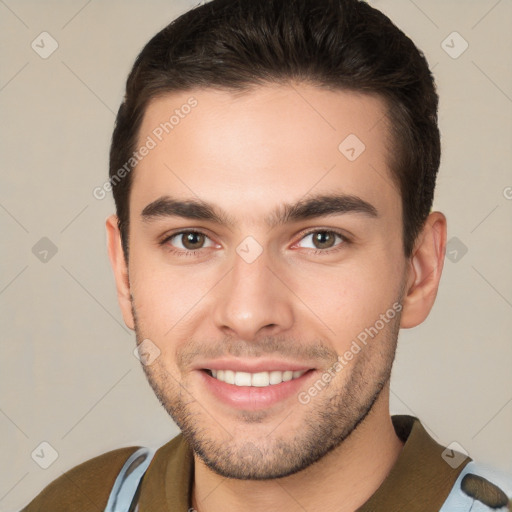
[203,368,310,387]
[198,368,317,410]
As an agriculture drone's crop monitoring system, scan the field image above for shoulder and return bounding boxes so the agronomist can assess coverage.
[20,446,141,512]
[440,460,512,511]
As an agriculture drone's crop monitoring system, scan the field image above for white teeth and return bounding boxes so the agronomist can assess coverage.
[251,372,269,387]
[269,370,283,385]
[208,369,308,386]
[282,370,293,382]
[224,369,235,384]
[235,371,252,386]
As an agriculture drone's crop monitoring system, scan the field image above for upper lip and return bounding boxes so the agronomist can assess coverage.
[194,358,316,373]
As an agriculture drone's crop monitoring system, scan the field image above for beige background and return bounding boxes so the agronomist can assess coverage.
[1,0,511,510]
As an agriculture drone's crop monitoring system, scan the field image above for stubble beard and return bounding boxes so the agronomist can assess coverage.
[132,300,402,480]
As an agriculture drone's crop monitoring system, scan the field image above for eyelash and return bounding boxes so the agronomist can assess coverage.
[159,229,350,257]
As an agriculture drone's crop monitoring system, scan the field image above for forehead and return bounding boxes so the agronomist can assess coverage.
[131,84,399,226]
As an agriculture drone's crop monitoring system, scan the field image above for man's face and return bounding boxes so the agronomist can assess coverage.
[124,84,409,479]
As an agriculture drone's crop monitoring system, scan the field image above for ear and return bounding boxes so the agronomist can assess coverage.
[106,214,135,330]
[400,211,447,329]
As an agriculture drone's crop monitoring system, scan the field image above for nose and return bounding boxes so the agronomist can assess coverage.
[212,246,294,342]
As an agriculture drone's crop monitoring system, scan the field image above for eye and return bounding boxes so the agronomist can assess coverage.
[162,231,217,253]
[295,229,348,253]
[160,228,349,257]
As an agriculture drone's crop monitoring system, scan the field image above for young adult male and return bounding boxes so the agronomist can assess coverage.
[22,0,511,511]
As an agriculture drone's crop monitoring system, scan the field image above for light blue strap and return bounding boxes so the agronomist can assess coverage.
[439,461,511,512]
[104,447,155,512]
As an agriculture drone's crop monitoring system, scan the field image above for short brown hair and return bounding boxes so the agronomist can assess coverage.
[109,0,440,261]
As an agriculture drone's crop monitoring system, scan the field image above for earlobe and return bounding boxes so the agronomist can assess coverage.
[400,212,447,329]
[106,214,135,330]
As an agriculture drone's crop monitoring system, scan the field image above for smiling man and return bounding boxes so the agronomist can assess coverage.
[22,0,511,511]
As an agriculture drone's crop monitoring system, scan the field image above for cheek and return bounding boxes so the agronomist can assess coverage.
[289,254,402,339]
[128,252,215,341]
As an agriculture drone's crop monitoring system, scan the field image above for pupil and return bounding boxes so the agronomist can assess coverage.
[315,232,334,249]
[185,232,203,249]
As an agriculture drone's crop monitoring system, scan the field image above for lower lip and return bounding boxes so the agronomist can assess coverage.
[198,369,316,410]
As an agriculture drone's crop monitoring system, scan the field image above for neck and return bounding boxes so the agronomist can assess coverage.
[191,385,403,512]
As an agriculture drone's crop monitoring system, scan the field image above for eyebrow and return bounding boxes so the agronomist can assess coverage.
[140,193,379,229]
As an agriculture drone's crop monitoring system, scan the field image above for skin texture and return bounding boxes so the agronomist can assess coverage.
[107,83,447,512]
